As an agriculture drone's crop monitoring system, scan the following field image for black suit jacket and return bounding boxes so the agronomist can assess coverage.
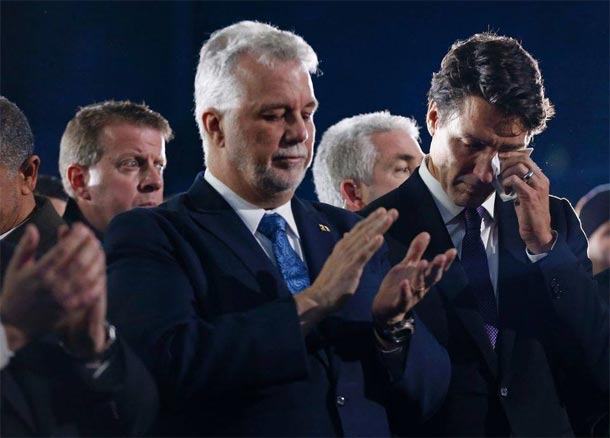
[362,171,609,437]
[104,173,451,437]
[0,196,159,437]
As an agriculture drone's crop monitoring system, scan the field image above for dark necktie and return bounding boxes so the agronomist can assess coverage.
[257,213,310,294]
[461,207,499,348]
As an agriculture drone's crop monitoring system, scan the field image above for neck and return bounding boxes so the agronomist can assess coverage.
[74,199,107,235]
[0,196,36,235]
[208,166,295,210]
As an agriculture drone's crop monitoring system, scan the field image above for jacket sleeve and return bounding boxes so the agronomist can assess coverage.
[536,197,608,391]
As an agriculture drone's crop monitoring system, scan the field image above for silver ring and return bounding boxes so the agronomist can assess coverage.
[522,169,534,182]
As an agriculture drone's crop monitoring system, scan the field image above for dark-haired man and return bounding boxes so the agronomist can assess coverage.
[362,33,608,436]
[59,100,173,238]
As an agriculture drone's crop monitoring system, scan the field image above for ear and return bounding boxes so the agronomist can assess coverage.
[19,155,40,195]
[340,179,365,212]
[202,109,225,148]
[426,100,440,137]
[67,164,91,200]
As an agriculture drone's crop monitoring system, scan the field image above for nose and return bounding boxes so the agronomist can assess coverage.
[472,151,494,184]
[284,114,309,145]
[139,163,163,193]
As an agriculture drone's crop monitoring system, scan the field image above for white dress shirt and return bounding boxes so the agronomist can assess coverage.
[204,170,308,268]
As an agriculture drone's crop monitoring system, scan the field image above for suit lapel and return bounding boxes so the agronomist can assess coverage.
[391,173,499,376]
[291,198,338,282]
[390,173,465,301]
[495,196,529,265]
[186,174,289,299]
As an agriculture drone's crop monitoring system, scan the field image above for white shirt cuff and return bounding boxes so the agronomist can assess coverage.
[525,230,558,263]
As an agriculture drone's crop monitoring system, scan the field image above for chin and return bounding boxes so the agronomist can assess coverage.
[451,191,488,208]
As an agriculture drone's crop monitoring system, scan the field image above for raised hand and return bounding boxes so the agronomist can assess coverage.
[372,232,457,327]
[295,207,398,331]
[0,223,107,354]
[499,151,554,254]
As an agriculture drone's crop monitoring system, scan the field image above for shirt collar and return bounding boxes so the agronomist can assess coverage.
[204,169,301,238]
[419,155,496,224]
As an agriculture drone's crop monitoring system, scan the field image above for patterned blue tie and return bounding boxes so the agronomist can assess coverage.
[257,213,310,295]
[461,207,499,348]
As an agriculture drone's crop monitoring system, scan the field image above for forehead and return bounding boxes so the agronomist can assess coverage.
[449,96,529,145]
[234,54,317,108]
[370,129,421,156]
[98,122,166,156]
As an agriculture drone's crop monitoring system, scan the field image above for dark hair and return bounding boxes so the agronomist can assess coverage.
[428,32,555,135]
[35,174,68,201]
[0,96,34,171]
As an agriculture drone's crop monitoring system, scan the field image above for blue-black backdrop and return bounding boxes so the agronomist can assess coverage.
[2,1,608,204]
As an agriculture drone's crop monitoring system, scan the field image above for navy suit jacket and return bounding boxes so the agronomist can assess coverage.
[105,173,450,437]
[362,171,609,437]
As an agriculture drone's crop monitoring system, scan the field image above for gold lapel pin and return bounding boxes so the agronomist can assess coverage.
[318,224,330,232]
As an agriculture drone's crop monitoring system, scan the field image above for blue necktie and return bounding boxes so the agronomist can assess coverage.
[257,213,310,295]
[461,207,499,348]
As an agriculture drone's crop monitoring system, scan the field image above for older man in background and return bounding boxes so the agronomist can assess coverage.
[313,111,423,211]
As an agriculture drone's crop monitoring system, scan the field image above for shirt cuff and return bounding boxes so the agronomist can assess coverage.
[0,321,14,370]
[525,230,559,263]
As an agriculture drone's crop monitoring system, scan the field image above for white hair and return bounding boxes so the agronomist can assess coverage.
[193,20,319,165]
[312,111,420,207]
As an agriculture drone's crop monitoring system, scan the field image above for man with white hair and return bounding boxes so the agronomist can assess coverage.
[105,21,456,436]
[313,111,424,211]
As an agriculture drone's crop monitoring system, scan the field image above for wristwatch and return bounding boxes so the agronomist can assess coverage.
[376,316,416,345]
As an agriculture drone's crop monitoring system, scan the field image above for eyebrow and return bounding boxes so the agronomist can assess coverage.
[259,100,319,112]
[114,151,166,162]
[461,134,525,150]
[393,153,416,161]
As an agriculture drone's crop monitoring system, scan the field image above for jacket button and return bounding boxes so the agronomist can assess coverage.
[500,387,508,397]
[336,395,346,406]
[552,283,562,299]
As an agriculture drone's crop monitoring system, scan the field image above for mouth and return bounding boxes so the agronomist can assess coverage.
[138,202,158,208]
[272,155,307,165]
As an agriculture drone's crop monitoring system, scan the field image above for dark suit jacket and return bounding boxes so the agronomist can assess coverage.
[362,171,609,437]
[0,196,159,437]
[63,197,104,241]
[104,173,450,437]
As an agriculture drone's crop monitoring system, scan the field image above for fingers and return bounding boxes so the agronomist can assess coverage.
[425,254,446,286]
[401,232,430,265]
[443,248,458,271]
[31,223,106,310]
[36,223,93,273]
[498,152,549,194]
[6,225,40,273]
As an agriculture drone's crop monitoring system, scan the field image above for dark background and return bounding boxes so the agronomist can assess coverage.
[2,1,608,204]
